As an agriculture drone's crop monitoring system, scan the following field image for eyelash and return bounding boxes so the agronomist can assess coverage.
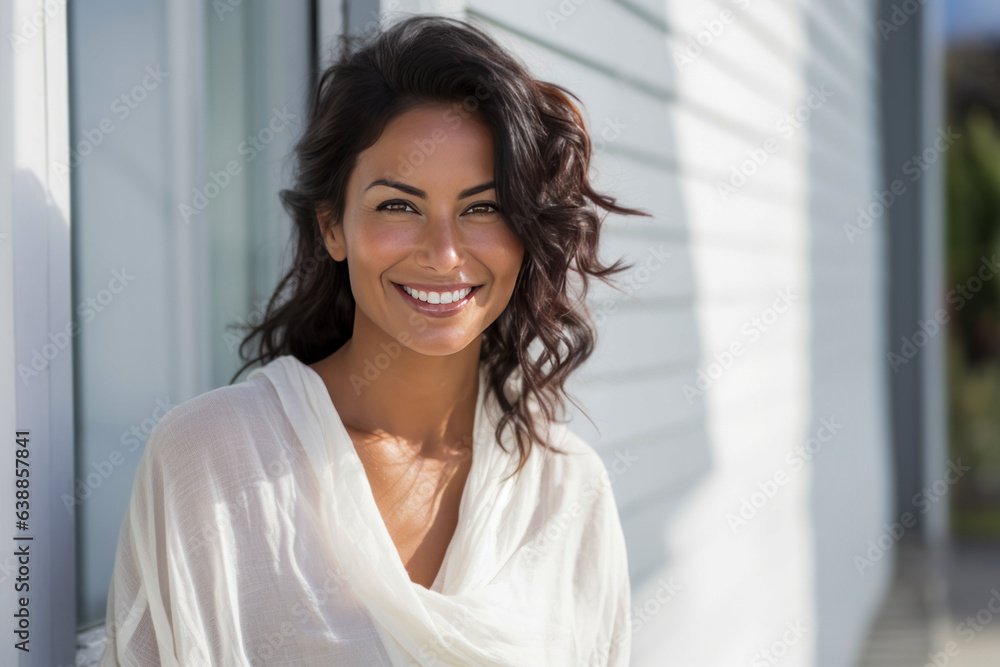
[376,200,501,215]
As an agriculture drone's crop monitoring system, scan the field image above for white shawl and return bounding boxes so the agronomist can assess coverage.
[99,354,631,666]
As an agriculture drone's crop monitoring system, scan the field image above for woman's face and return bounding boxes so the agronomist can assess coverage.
[320,104,525,356]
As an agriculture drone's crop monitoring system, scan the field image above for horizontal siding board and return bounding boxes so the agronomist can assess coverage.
[667,1,803,80]
[588,239,695,303]
[598,428,713,513]
[662,38,803,132]
[797,0,876,78]
[694,0,874,125]
[597,176,811,249]
[841,0,876,35]
[610,0,669,26]
[654,176,808,244]
[467,1,677,97]
[568,372,706,446]
[587,309,700,374]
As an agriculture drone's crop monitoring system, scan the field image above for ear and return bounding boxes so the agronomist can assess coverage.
[316,204,347,262]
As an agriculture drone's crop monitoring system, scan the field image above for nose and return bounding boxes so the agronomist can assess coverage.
[414,209,463,273]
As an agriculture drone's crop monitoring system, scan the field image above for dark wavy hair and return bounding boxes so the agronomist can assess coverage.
[230,13,650,480]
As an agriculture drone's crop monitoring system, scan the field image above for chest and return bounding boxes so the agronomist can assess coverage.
[345,428,473,589]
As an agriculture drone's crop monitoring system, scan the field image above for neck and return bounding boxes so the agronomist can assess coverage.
[315,319,482,457]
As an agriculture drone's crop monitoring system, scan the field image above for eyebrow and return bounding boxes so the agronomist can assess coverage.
[364,179,495,200]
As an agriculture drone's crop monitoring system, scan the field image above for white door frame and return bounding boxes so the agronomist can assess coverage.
[1,0,76,664]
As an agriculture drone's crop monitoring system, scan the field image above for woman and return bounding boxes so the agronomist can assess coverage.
[101,14,648,667]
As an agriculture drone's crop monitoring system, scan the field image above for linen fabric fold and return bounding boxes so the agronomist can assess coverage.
[99,354,631,666]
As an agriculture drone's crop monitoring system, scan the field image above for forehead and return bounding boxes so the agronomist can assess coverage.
[353,104,495,182]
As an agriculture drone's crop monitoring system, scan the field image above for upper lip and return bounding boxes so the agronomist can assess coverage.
[393,282,482,292]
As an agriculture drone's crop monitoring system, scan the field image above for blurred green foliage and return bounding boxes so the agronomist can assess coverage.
[946,43,1000,538]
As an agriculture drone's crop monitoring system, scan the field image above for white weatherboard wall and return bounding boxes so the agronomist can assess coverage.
[395,0,893,665]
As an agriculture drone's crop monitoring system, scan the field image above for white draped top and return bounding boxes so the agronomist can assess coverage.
[99,354,632,666]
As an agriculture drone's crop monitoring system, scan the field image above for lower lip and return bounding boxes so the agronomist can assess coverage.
[392,283,482,317]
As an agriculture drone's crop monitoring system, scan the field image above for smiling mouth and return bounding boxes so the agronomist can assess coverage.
[396,283,482,302]
[390,282,484,316]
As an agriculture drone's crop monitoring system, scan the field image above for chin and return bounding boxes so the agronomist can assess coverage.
[397,334,478,358]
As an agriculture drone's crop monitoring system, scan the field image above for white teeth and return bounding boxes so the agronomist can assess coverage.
[401,285,473,304]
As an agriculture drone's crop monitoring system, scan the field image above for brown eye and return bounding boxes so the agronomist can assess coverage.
[465,202,500,215]
[377,200,416,213]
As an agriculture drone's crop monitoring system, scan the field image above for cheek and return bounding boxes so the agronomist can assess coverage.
[347,223,415,280]
[363,221,420,249]
[494,230,525,282]
[465,229,521,282]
